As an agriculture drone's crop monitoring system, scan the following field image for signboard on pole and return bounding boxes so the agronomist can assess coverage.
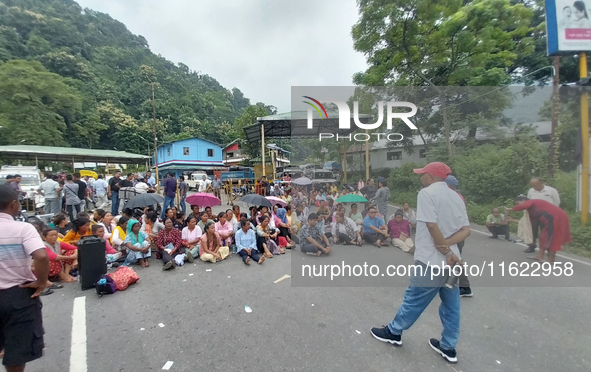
[546,0,591,55]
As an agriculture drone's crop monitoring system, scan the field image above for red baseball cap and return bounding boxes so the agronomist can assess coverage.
[413,162,452,179]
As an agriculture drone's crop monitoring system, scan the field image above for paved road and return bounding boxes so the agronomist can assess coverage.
[24,201,591,372]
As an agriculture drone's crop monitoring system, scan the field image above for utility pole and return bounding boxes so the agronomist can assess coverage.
[580,53,589,226]
[549,57,560,178]
[151,83,160,193]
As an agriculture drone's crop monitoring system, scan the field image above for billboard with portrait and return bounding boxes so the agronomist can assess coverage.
[547,0,591,54]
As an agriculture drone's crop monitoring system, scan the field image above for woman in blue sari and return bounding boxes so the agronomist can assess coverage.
[122,219,151,267]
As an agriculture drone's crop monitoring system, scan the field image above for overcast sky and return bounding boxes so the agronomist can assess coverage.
[76,0,368,113]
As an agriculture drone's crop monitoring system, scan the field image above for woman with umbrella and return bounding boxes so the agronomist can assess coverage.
[509,196,571,263]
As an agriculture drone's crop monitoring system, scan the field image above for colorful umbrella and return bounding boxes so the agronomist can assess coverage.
[186,193,221,208]
[266,196,286,207]
[336,194,368,203]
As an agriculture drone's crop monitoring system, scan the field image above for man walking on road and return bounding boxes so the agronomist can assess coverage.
[178,176,188,215]
[93,175,108,208]
[370,162,470,364]
[37,174,61,215]
[161,173,177,220]
[0,184,50,372]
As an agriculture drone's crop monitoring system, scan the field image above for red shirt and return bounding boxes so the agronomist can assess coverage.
[157,228,182,253]
[387,219,411,239]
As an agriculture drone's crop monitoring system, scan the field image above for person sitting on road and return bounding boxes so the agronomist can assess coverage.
[61,218,92,246]
[234,213,254,234]
[388,210,414,253]
[230,205,241,226]
[92,209,106,226]
[141,211,164,240]
[349,203,364,227]
[204,206,214,220]
[188,204,200,221]
[295,202,309,227]
[215,211,234,247]
[236,220,265,266]
[275,207,295,248]
[331,212,362,246]
[156,217,184,270]
[299,213,332,256]
[42,227,78,283]
[91,224,122,264]
[181,215,202,261]
[486,208,515,242]
[98,212,116,241]
[256,215,281,257]
[49,213,70,238]
[174,211,185,231]
[122,219,151,268]
[199,221,230,263]
[110,216,129,251]
[197,211,214,231]
[363,206,389,247]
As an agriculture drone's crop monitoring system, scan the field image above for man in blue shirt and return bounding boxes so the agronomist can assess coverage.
[161,173,177,220]
[363,206,388,247]
[235,220,265,265]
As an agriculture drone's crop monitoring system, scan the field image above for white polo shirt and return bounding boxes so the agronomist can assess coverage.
[527,185,560,206]
[0,213,46,289]
[415,181,470,269]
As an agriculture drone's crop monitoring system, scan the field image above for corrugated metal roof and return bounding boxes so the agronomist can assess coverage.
[0,145,148,164]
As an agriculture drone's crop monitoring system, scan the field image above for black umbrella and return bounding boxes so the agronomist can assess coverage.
[241,194,273,208]
[123,193,165,209]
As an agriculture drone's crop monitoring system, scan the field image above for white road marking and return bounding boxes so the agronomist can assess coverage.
[69,296,87,372]
[162,361,174,370]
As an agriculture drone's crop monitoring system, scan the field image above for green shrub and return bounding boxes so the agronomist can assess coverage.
[565,215,591,258]
[551,171,576,212]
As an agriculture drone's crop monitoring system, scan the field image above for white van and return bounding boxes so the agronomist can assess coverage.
[0,165,45,211]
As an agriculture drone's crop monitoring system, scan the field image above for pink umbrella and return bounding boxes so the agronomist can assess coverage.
[186,193,221,208]
[266,196,286,207]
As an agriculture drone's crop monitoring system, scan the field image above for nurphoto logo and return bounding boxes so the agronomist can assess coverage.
[302,96,417,142]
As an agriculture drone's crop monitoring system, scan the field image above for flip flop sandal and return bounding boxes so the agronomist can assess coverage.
[527,256,543,261]
[40,288,54,296]
[49,283,64,289]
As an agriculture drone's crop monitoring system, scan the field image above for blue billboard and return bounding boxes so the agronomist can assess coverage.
[546,0,591,55]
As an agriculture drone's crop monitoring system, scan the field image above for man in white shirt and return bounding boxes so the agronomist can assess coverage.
[134,178,150,194]
[93,175,108,208]
[145,171,156,188]
[527,177,560,206]
[524,177,560,253]
[198,175,208,193]
[37,174,61,214]
[370,162,470,365]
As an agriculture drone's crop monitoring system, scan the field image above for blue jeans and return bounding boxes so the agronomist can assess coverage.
[161,196,175,220]
[180,196,186,214]
[387,261,460,350]
[111,192,120,216]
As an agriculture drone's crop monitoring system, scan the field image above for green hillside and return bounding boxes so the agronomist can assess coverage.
[0,0,271,154]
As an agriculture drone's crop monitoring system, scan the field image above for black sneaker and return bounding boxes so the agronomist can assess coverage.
[429,338,457,364]
[370,326,402,346]
[523,244,536,253]
[459,287,473,297]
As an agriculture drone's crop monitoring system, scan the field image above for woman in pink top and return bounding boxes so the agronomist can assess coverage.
[214,211,234,247]
[92,224,122,263]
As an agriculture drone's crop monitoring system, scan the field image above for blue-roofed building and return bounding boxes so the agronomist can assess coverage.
[154,138,225,178]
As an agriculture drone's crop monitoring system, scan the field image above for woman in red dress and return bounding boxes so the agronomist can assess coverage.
[511,196,572,263]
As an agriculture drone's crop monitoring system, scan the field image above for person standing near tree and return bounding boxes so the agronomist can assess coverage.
[522,177,561,253]
[0,184,50,371]
[370,162,470,364]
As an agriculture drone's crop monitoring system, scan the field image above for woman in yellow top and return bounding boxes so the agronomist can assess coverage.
[330,184,338,194]
[111,216,129,251]
[62,218,92,246]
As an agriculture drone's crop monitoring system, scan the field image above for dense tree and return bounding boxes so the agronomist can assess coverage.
[0,0,273,153]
